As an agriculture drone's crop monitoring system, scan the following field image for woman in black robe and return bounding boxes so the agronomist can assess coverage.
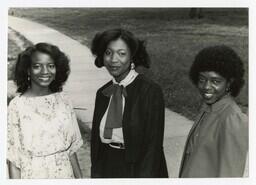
[90,28,168,178]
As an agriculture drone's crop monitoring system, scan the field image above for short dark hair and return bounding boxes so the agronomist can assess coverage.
[14,42,70,93]
[91,28,150,68]
[189,45,245,97]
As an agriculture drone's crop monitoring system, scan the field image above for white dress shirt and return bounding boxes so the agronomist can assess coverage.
[100,69,138,144]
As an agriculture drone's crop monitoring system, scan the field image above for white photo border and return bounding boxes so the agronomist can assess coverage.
[1,0,255,185]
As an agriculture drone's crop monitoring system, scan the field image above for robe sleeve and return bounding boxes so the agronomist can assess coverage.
[218,110,248,177]
[7,98,22,168]
[90,90,101,177]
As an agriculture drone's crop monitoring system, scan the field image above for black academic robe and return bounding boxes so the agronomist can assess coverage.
[91,74,168,178]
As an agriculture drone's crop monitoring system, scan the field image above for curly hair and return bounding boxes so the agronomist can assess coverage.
[14,42,70,93]
[91,28,150,68]
[189,45,245,97]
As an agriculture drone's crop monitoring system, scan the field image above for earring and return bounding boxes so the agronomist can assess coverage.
[28,75,30,81]
[131,62,135,70]
[226,87,230,92]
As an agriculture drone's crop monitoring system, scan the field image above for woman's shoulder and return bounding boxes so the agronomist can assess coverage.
[224,99,247,119]
[57,91,69,99]
[8,94,22,107]
[133,74,162,92]
[221,99,248,130]
[96,80,112,94]
[56,91,74,106]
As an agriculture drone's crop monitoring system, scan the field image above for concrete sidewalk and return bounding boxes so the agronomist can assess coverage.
[8,16,193,177]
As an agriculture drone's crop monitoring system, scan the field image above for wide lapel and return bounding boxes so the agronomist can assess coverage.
[122,75,142,163]
[91,82,112,164]
[186,109,206,145]
[179,107,206,176]
[122,74,140,136]
[95,85,112,127]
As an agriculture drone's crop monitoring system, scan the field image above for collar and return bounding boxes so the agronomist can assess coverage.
[112,69,138,87]
[201,95,234,113]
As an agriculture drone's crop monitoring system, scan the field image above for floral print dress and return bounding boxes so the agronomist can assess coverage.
[7,92,83,179]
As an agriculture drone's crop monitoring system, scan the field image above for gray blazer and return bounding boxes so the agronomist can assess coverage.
[179,96,248,177]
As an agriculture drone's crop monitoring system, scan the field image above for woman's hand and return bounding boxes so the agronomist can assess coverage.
[70,153,83,178]
[8,161,21,179]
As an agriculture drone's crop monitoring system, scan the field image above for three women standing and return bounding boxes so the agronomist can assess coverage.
[7,30,248,179]
[7,43,83,178]
[90,28,168,178]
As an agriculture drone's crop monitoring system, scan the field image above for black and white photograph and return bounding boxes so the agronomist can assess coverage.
[1,0,256,185]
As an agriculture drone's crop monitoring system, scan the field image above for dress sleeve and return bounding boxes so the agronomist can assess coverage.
[218,110,248,177]
[61,93,83,156]
[7,98,22,168]
[68,106,84,156]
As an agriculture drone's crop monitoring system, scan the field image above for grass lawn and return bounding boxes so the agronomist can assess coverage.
[8,28,33,81]
[9,8,248,119]
[7,36,20,105]
[8,37,20,81]
[8,28,33,105]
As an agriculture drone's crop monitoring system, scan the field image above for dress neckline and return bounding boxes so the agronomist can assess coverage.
[20,92,60,99]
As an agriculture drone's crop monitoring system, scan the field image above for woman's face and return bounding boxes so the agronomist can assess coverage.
[197,71,230,105]
[29,51,56,90]
[103,38,131,82]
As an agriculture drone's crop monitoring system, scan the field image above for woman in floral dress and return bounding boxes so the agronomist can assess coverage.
[7,43,83,179]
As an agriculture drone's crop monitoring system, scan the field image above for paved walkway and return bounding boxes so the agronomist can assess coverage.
[8,16,193,177]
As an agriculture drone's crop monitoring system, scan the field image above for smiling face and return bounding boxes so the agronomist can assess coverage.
[197,71,230,105]
[29,51,56,91]
[103,38,132,82]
